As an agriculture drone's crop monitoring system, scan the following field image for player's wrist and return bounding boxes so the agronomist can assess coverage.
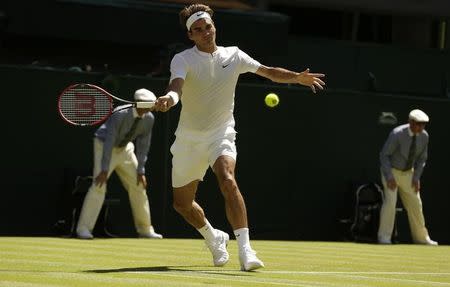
[167,91,180,106]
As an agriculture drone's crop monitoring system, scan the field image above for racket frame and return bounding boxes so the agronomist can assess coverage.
[58,83,155,127]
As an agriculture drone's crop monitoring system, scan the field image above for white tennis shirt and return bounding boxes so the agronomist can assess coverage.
[170,46,261,138]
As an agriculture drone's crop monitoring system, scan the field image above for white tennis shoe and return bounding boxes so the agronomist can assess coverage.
[139,231,163,239]
[206,230,230,267]
[239,246,264,271]
[378,237,392,244]
[416,236,438,246]
[76,229,94,239]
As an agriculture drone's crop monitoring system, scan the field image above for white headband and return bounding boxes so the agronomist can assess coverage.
[186,11,212,30]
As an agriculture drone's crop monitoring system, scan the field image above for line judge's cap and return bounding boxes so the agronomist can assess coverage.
[134,89,156,102]
[409,109,429,123]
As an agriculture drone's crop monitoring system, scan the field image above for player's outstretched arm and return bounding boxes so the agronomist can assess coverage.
[155,78,184,112]
[256,66,325,93]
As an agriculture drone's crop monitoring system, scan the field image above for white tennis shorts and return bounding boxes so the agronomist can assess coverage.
[170,131,237,188]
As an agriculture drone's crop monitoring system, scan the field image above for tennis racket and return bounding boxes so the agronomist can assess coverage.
[58,83,155,126]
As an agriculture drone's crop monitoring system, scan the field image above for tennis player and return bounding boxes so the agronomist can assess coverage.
[154,4,325,271]
[76,89,162,239]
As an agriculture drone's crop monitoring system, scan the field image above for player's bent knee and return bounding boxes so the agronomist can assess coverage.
[219,177,239,195]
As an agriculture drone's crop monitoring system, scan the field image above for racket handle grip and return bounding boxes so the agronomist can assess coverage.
[136,102,155,108]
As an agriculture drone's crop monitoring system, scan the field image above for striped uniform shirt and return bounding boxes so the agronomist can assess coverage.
[380,123,428,182]
[95,107,154,174]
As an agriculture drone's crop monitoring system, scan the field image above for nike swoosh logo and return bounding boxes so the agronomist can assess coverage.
[222,64,230,68]
[196,12,203,16]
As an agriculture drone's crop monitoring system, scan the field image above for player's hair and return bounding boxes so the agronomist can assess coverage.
[179,4,214,31]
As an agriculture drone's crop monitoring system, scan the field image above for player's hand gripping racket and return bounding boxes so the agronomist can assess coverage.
[58,83,155,126]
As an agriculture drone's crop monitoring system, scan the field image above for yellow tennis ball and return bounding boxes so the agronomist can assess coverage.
[265,93,279,108]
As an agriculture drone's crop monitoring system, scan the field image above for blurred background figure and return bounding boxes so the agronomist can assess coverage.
[378,109,437,245]
[76,89,162,240]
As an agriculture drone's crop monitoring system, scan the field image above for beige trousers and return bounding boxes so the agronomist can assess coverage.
[378,168,430,243]
[76,138,152,235]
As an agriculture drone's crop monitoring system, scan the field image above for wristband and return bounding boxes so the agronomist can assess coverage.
[167,91,180,105]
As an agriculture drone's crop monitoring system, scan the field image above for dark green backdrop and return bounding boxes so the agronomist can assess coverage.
[1,65,449,244]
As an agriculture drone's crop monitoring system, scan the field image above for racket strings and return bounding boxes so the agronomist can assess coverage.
[59,87,112,125]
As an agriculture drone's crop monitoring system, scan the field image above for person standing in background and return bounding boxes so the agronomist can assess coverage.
[76,89,162,240]
[378,109,437,245]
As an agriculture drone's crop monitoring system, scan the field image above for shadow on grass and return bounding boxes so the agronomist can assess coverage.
[84,266,252,276]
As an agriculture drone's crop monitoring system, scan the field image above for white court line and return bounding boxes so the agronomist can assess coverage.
[3,269,449,287]
[126,270,450,276]
[265,271,450,285]
[335,274,450,286]
[126,270,450,287]
[263,271,450,275]
[126,271,341,287]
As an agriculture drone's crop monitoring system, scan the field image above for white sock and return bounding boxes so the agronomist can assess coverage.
[197,219,216,242]
[234,227,250,250]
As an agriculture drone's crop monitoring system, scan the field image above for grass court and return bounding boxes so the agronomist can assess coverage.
[1,237,449,286]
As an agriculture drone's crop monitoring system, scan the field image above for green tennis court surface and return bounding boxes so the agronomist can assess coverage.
[1,237,449,286]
